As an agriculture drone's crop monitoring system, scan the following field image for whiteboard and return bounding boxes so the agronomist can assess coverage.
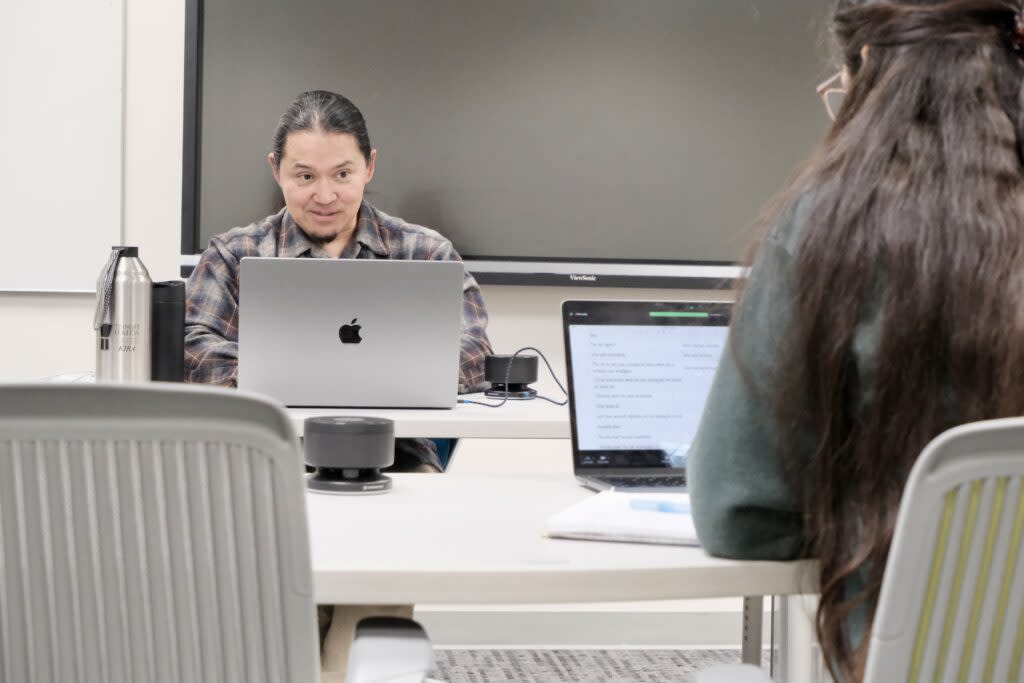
[0,0,123,292]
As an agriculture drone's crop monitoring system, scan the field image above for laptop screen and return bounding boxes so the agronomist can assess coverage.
[562,300,731,472]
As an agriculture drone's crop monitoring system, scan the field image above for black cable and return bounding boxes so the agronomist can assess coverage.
[458,346,569,408]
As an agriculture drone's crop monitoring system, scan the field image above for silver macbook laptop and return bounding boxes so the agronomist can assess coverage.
[562,300,732,492]
[239,258,463,408]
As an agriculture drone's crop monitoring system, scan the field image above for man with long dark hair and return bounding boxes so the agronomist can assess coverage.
[688,1,1024,680]
[185,91,494,678]
[185,90,493,472]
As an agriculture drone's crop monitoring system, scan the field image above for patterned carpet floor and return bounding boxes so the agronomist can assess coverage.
[431,649,760,682]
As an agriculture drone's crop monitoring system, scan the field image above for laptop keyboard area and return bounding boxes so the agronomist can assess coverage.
[595,475,687,489]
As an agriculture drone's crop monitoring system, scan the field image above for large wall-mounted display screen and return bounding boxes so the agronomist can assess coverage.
[185,1,829,285]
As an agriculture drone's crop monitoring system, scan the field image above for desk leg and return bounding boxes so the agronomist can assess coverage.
[742,596,763,667]
[780,594,823,683]
[321,604,415,682]
[773,595,788,681]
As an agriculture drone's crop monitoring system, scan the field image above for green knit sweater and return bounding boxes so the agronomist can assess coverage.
[687,197,870,651]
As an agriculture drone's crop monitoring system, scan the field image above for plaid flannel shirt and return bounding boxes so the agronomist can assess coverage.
[184,202,492,468]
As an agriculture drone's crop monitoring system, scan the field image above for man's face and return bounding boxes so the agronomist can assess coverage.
[270,129,376,246]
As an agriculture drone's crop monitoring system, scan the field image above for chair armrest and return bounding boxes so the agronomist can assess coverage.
[346,617,435,683]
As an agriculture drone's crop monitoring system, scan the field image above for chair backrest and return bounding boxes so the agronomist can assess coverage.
[864,417,1024,682]
[0,383,318,683]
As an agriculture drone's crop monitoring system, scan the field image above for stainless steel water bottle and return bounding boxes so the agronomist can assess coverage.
[94,246,153,382]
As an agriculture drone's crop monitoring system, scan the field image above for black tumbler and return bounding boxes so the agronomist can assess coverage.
[151,281,186,382]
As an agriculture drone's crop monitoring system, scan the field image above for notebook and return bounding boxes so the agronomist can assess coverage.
[545,490,699,546]
[562,300,732,492]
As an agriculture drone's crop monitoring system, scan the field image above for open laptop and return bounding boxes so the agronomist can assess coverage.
[562,300,732,492]
[238,258,463,408]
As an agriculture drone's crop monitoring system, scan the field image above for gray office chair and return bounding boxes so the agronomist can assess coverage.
[0,383,435,683]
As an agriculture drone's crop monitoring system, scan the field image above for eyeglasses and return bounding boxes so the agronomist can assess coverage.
[816,71,847,121]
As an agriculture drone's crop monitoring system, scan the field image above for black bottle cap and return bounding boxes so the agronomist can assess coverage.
[152,280,185,302]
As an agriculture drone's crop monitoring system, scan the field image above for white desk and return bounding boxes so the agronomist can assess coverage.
[290,394,569,439]
[309,474,816,664]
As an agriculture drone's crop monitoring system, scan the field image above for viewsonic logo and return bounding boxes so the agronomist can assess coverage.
[339,318,362,344]
[570,274,597,282]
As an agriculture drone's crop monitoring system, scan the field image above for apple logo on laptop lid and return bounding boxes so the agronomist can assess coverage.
[339,318,362,344]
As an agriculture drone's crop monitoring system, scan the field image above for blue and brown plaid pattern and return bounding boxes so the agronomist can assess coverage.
[185,201,492,393]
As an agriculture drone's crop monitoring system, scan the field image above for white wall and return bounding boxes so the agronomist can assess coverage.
[1,0,123,292]
[0,0,183,382]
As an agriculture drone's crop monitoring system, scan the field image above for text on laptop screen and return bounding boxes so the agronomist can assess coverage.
[566,304,729,469]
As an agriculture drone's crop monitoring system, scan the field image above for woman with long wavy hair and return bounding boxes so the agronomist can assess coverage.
[687,0,1024,679]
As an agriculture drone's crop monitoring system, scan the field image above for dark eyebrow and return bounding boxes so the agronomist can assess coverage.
[288,161,354,171]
